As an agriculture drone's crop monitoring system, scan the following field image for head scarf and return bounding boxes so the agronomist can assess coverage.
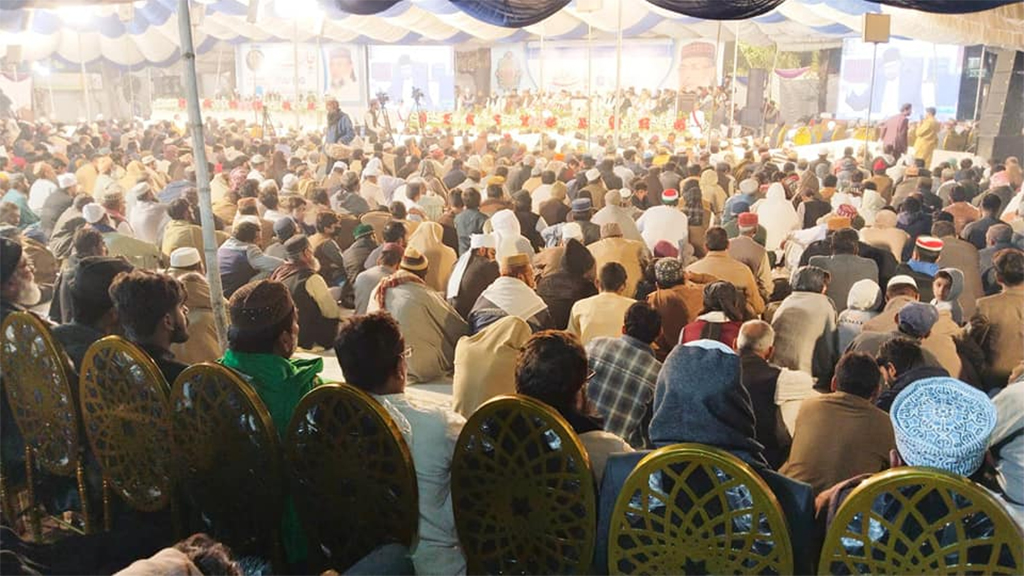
[682,182,705,226]
[407,222,458,292]
[119,160,146,191]
[649,342,766,466]
[550,181,568,202]
[752,182,799,251]
[229,166,247,192]
[859,187,886,226]
[801,169,822,196]
[491,209,526,262]
[375,269,426,309]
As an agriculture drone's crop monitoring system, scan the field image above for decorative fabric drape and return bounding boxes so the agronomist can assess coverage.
[449,0,570,28]
[645,0,786,20]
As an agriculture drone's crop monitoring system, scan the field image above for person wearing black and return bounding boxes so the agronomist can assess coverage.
[108,269,190,384]
[737,320,793,469]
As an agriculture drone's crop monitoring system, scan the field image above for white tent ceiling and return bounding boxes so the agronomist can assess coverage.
[1,0,1021,69]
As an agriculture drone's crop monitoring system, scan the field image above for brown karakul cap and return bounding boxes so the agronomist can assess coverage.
[503,253,530,269]
[229,280,294,331]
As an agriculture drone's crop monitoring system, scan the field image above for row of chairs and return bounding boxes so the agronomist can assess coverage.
[2,311,1021,574]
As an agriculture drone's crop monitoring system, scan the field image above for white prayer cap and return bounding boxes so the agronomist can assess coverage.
[250,154,266,164]
[282,173,299,191]
[82,203,106,224]
[619,188,633,200]
[332,161,348,172]
[169,247,201,269]
[141,154,156,164]
[562,222,583,241]
[130,182,152,200]
[466,155,482,170]
[585,168,601,182]
[739,178,759,194]
[470,233,496,249]
[57,173,77,189]
[363,163,382,177]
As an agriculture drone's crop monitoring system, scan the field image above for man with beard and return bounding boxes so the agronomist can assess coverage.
[270,235,343,350]
[0,237,41,321]
[325,97,356,147]
[108,269,191,383]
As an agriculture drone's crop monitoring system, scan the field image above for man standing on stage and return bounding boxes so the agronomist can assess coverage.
[879,102,911,159]
[362,98,387,144]
[914,107,939,169]
[326,97,356,146]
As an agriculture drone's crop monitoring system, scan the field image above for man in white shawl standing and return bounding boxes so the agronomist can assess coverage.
[751,182,799,253]
[368,247,468,383]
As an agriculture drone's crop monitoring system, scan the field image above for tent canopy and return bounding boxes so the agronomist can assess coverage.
[1,0,1021,69]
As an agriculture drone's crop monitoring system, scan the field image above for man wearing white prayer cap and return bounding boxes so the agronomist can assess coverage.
[128,181,170,245]
[448,232,500,319]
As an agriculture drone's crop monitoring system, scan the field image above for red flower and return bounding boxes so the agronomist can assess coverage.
[545,116,557,128]
[282,101,292,111]
[254,101,264,111]
[307,100,316,110]
[520,114,530,127]
[493,113,502,126]
[577,117,587,129]
[178,98,186,110]
[443,113,452,126]
[229,100,239,110]
[202,98,212,109]
[608,115,616,129]
[674,117,686,131]
[466,113,475,126]
[639,117,651,130]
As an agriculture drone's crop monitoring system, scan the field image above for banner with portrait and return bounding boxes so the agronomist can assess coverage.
[367,45,455,112]
[323,44,366,104]
[673,39,724,93]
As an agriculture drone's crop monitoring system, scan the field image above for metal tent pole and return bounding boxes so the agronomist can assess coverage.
[78,33,92,119]
[177,0,228,349]
[973,45,986,121]
[293,20,300,130]
[613,0,623,149]
[730,21,739,137]
[587,23,593,147]
[864,41,878,164]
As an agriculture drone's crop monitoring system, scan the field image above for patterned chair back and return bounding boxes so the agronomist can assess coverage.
[1,312,80,477]
[452,395,597,575]
[608,443,793,575]
[285,383,417,571]
[170,363,283,559]
[79,336,173,521]
[1,312,89,535]
[818,467,1024,575]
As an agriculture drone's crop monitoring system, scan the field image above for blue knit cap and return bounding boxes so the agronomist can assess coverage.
[890,377,996,477]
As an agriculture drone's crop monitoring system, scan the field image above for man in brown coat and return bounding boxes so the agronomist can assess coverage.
[687,227,765,316]
[646,257,715,360]
[728,213,772,303]
[974,249,1024,390]
[879,103,911,159]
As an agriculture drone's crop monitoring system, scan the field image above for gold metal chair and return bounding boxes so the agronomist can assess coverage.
[818,467,1024,575]
[0,312,90,538]
[285,383,417,572]
[608,444,793,575]
[170,363,283,564]
[452,395,597,575]
[78,336,174,530]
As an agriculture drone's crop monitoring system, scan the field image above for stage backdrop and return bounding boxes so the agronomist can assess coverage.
[367,45,455,112]
[491,39,724,95]
[837,37,964,121]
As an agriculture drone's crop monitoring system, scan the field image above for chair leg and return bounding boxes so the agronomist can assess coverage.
[76,461,90,534]
[102,478,112,532]
[24,446,41,541]
[0,468,13,525]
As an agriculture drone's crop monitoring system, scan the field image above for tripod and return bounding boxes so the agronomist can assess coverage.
[260,106,276,139]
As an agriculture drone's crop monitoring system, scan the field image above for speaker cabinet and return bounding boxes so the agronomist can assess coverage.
[863,13,891,44]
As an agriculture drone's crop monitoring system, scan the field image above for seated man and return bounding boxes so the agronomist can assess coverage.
[737,320,816,470]
[217,221,284,298]
[108,269,191,384]
[893,236,943,302]
[269,235,343,351]
[353,242,403,315]
[874,337,948,412]
[516,330,633,482]
[368,248,468,383]
[780,352,895,494]
[586,302,663,449]
[469,253,552,334]
[52,256,134,370]
[974,248,1024,390]
[567,262,635,345]
[165,247,222,365]
[334,313,467,575]
[447,233,500,320]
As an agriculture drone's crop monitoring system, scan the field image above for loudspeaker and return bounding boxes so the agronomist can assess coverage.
[976,50,1024,158]
[247,0,259,23]
[863,13,891,44]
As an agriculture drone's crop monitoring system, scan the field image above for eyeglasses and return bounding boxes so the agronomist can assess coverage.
[402,346,414,359]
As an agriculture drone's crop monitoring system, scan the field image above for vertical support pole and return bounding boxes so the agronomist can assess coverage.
[613,0,623,149]
[178,0,228,349]
[730,21,740,138]
[78,33,92,120]
[293,20,301,130]
[762,43,779,139]
[973,45,987,122]
[586,23,593,147]
[864,41,878,164]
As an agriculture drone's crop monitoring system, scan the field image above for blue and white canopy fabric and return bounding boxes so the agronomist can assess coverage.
[1,0,1021,69]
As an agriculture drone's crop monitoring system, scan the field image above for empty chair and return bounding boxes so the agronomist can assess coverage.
[819,467,1023,575]
[607,444,794,575]
[452,395,597,574]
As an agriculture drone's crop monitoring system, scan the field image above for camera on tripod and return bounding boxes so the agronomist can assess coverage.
[375,90,390,106]
[411,87,424,105]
